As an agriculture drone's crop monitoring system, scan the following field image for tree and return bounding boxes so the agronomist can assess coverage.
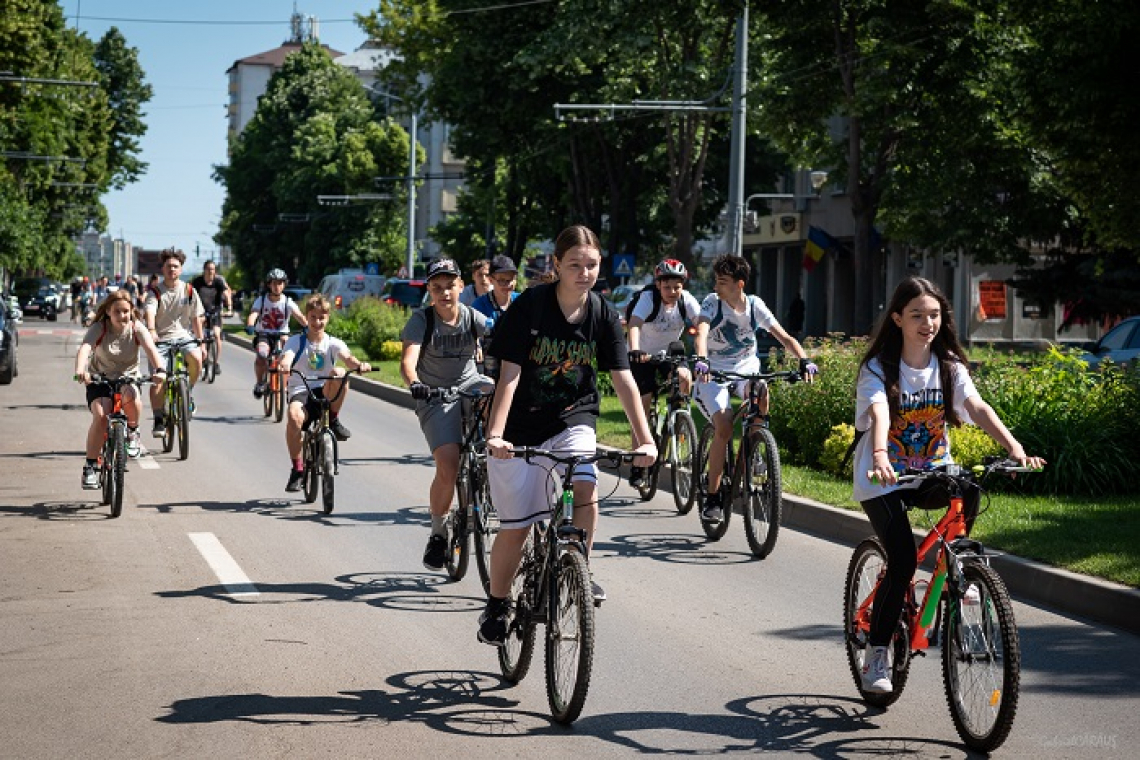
[93,27,153,190]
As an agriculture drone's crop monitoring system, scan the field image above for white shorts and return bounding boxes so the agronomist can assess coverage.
[694,356,761,420]
[488,425,598,530]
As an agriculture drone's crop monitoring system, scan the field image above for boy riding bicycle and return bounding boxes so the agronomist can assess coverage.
[625,258,701,488]
[145,249,205,437]
[278,294,370,493]
[246,268,307,399]
[692,254,817,524]
[400,259,494,571]
[190,259,232,374]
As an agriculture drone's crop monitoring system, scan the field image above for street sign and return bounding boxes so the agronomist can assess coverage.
[397,266,408,278]
[364,262,380,275]
[612,254,635,279]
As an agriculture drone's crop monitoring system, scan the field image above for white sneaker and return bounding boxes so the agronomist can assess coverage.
[861,645,893,694]
[126,428,142,458]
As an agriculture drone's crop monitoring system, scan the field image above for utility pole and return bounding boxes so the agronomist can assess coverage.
[725,2,749,259]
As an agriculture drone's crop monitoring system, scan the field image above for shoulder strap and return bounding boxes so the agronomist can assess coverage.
[841,429,867,472]
[421,305,435,346]
[646,287,663,323]
[749,296,760,333]
[94,321,107,349]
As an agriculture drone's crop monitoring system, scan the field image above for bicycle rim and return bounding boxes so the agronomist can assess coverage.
[162,391,175,453]
[843,538,909,707]
[320,432,335,513]
[176,379,190,460]
[263,377,273,417]
[275,378,286,423]
[499,534,536,683]
[545,550,595,724]
[941,563,1020,752]
[473,461,497,594]
[742,427,781,558]
[110,424,126,518]
[671,413,697,514]
[446,465,472,581]
[302,435,319,503]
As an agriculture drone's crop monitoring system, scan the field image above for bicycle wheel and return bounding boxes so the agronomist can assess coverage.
[499,532,537,683]
[109,422,126,518]
[176,378,190,461]
[472,458,497,594]
[302,434,319,504]
[671,412,698,514]
[636,410,662,502]
[446,462,472,581]
[697,425,732,540]
[100,444,113,507]
[262,375,273,417]
[843,538,911,708]
[741,427,781,558]
[320,431,335,514]
[545,549,596,724]
[202,341,216,383]
[162,390,175,453]
[275,374,286,423]
[941,562,1020,752]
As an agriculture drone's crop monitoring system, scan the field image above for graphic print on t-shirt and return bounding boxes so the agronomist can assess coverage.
[891,388,950,471]
[255,297,290,332]
[527,335,596,408]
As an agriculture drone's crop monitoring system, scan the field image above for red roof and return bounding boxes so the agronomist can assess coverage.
[228,43,344,72]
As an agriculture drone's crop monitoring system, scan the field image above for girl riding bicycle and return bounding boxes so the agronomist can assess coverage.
[853,276,1044,694]
[74,290,167,488]
[479,225,657,646]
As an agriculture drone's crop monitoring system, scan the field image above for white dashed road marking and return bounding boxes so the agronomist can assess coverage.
[135,455,160,470]
[188,532,259,597]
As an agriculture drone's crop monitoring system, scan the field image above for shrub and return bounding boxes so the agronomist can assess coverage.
[948,424,1002,468]
[378,340,403,361]
[354,297,412,359]
[819,423,855,479]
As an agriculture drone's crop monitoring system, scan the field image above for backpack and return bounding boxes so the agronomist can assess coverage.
[625,284,691,326]
[714,295,761,334]
[421,303,480,347]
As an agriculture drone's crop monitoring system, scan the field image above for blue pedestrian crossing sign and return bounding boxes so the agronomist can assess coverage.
[612,254,635,279]
[364,262,380,275]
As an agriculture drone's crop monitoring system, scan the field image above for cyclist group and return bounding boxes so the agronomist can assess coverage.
[73,224,1043,719]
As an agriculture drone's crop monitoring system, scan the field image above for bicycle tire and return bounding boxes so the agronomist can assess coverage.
[636,408,662,501]
[100,442,113,507]
[472,459,497,594]
[205,340,218,383]
[941,562,1020,752]
[320,431,335,513]
[275,375,286,423]
[109,422,126,518]
[545,549,596,724]
[176,378,190,461]
[843,537,911,708]
[262,375,273,417]
[302,434,319,504]
[671,412,698,514]
[162,389,175,453]
[741,427,781,558]
[446,462,472,581]
[697,425,732,540]
[499,532,537,683]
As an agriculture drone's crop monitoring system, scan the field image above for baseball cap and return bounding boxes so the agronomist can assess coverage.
[489,255,518,276]
[426,258,461,281]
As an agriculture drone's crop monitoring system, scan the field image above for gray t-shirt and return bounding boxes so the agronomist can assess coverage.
[400,304,487,388]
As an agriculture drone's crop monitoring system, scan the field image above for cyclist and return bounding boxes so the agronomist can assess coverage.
[75,290,168,487]
[191,260,232,374]
[854,276,1044,694]
[479,224,657,646]
[625,258,701,487]
[246,268,307,399]
[692,254,817,525]
[145,249,205,437]
[279,294,371,492]
[459,258,491,307]
[400,258,494,569]
[470,255,519,380]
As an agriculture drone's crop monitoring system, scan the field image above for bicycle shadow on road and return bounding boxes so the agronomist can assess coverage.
[593,532,754,566]
[155,570,483,613]
[2,403,88,412]
[188,414,273,426]
[136,498,433,528]
[339,454,435,468]
[0,449,86,460]
[0,499,110,521]
[156,669,526,728]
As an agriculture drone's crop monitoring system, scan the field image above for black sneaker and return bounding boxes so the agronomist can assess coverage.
[591,577,607,606]
[151,417,166,439]
[629,466,646,489]
[422,533,448,570]
[253,382,266,399]
[701,491,724,524]
[478,601,509,647]
[286,469,305,492]
[330,417,351,441]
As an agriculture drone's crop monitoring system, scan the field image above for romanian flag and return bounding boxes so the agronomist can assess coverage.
[803,226,833,272]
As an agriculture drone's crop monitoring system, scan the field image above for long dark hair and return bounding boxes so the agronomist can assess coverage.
[860,277,969,428]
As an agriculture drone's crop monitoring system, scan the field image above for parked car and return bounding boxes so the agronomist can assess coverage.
[23,284,62,321]
[283,284,312,303]
[379,278,428,309]
[1081,316,1140,369]
[317,270,387,310]
[0,297,19,384]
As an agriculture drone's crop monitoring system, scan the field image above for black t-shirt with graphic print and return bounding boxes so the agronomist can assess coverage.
[488,283,629,446]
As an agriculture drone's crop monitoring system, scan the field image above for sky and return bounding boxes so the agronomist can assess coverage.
[71,1,377,274]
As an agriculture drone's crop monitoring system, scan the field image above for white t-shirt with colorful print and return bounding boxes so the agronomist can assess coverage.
[699,293,777,371]
[252,294,296,334]
[282,332,348,396]
[851,355,978,502]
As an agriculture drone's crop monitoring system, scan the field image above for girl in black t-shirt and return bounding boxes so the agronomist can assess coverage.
[477,225,657,646]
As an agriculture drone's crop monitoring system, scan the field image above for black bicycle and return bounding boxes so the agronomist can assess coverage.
[86,373,152,518]
[290,368,360,514]
[695,368,800,557]
[157,338,198,461]
[201,309,221,383]
[634,350,698,513]
[426,385,498,591]
[498,447,637,725]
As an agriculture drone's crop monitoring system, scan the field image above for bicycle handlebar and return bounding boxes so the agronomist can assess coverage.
[868,458,1044,486]
[81,373,158,387]
[288,367,361,405]
[511,447,638,467]
[708,369,802,384]
[425,385,495,401]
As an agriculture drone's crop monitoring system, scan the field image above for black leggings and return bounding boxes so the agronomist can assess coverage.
[861,481,979,647]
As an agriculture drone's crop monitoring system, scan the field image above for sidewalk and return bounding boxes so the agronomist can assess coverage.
[226,332,1140,636]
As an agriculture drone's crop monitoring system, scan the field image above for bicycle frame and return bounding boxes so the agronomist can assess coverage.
[647,358,690,464]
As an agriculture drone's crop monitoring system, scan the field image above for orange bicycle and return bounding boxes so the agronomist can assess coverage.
[257,330,288,423]
[85,373,152,518]
[844,458,1041,752]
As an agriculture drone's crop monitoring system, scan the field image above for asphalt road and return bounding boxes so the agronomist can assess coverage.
[1,325,1136,759]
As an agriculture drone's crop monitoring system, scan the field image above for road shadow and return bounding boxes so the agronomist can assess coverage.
[0,449,86,460]
[189,414,272,426]
[1018,620,1140,698]
[156,570,484,613]
[0,499,110,521]
[3,403,88,412]
[593,532,754,566]
[137,498,432,528]
[598,498,679,520]
[157,670,526,728]
[340,454,435,468]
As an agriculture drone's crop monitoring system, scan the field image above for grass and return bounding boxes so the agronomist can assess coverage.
[224,331,1140,588]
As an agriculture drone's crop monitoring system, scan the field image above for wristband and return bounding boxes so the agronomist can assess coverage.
[873,448,887,454]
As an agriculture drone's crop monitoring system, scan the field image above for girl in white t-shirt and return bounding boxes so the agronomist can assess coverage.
[853,276,1044,696]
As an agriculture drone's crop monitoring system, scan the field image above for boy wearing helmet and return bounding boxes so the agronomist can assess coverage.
[246,268,308,398]
[625,259,701,487]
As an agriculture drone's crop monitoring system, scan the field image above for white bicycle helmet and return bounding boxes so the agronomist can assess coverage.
[655,258,688,280]
[265,268,287,284]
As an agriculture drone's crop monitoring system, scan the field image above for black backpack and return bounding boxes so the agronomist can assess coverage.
[421,303,480,347]
[624,284,691,326]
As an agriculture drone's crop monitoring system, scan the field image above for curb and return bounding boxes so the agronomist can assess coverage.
[225,331,1140,636]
